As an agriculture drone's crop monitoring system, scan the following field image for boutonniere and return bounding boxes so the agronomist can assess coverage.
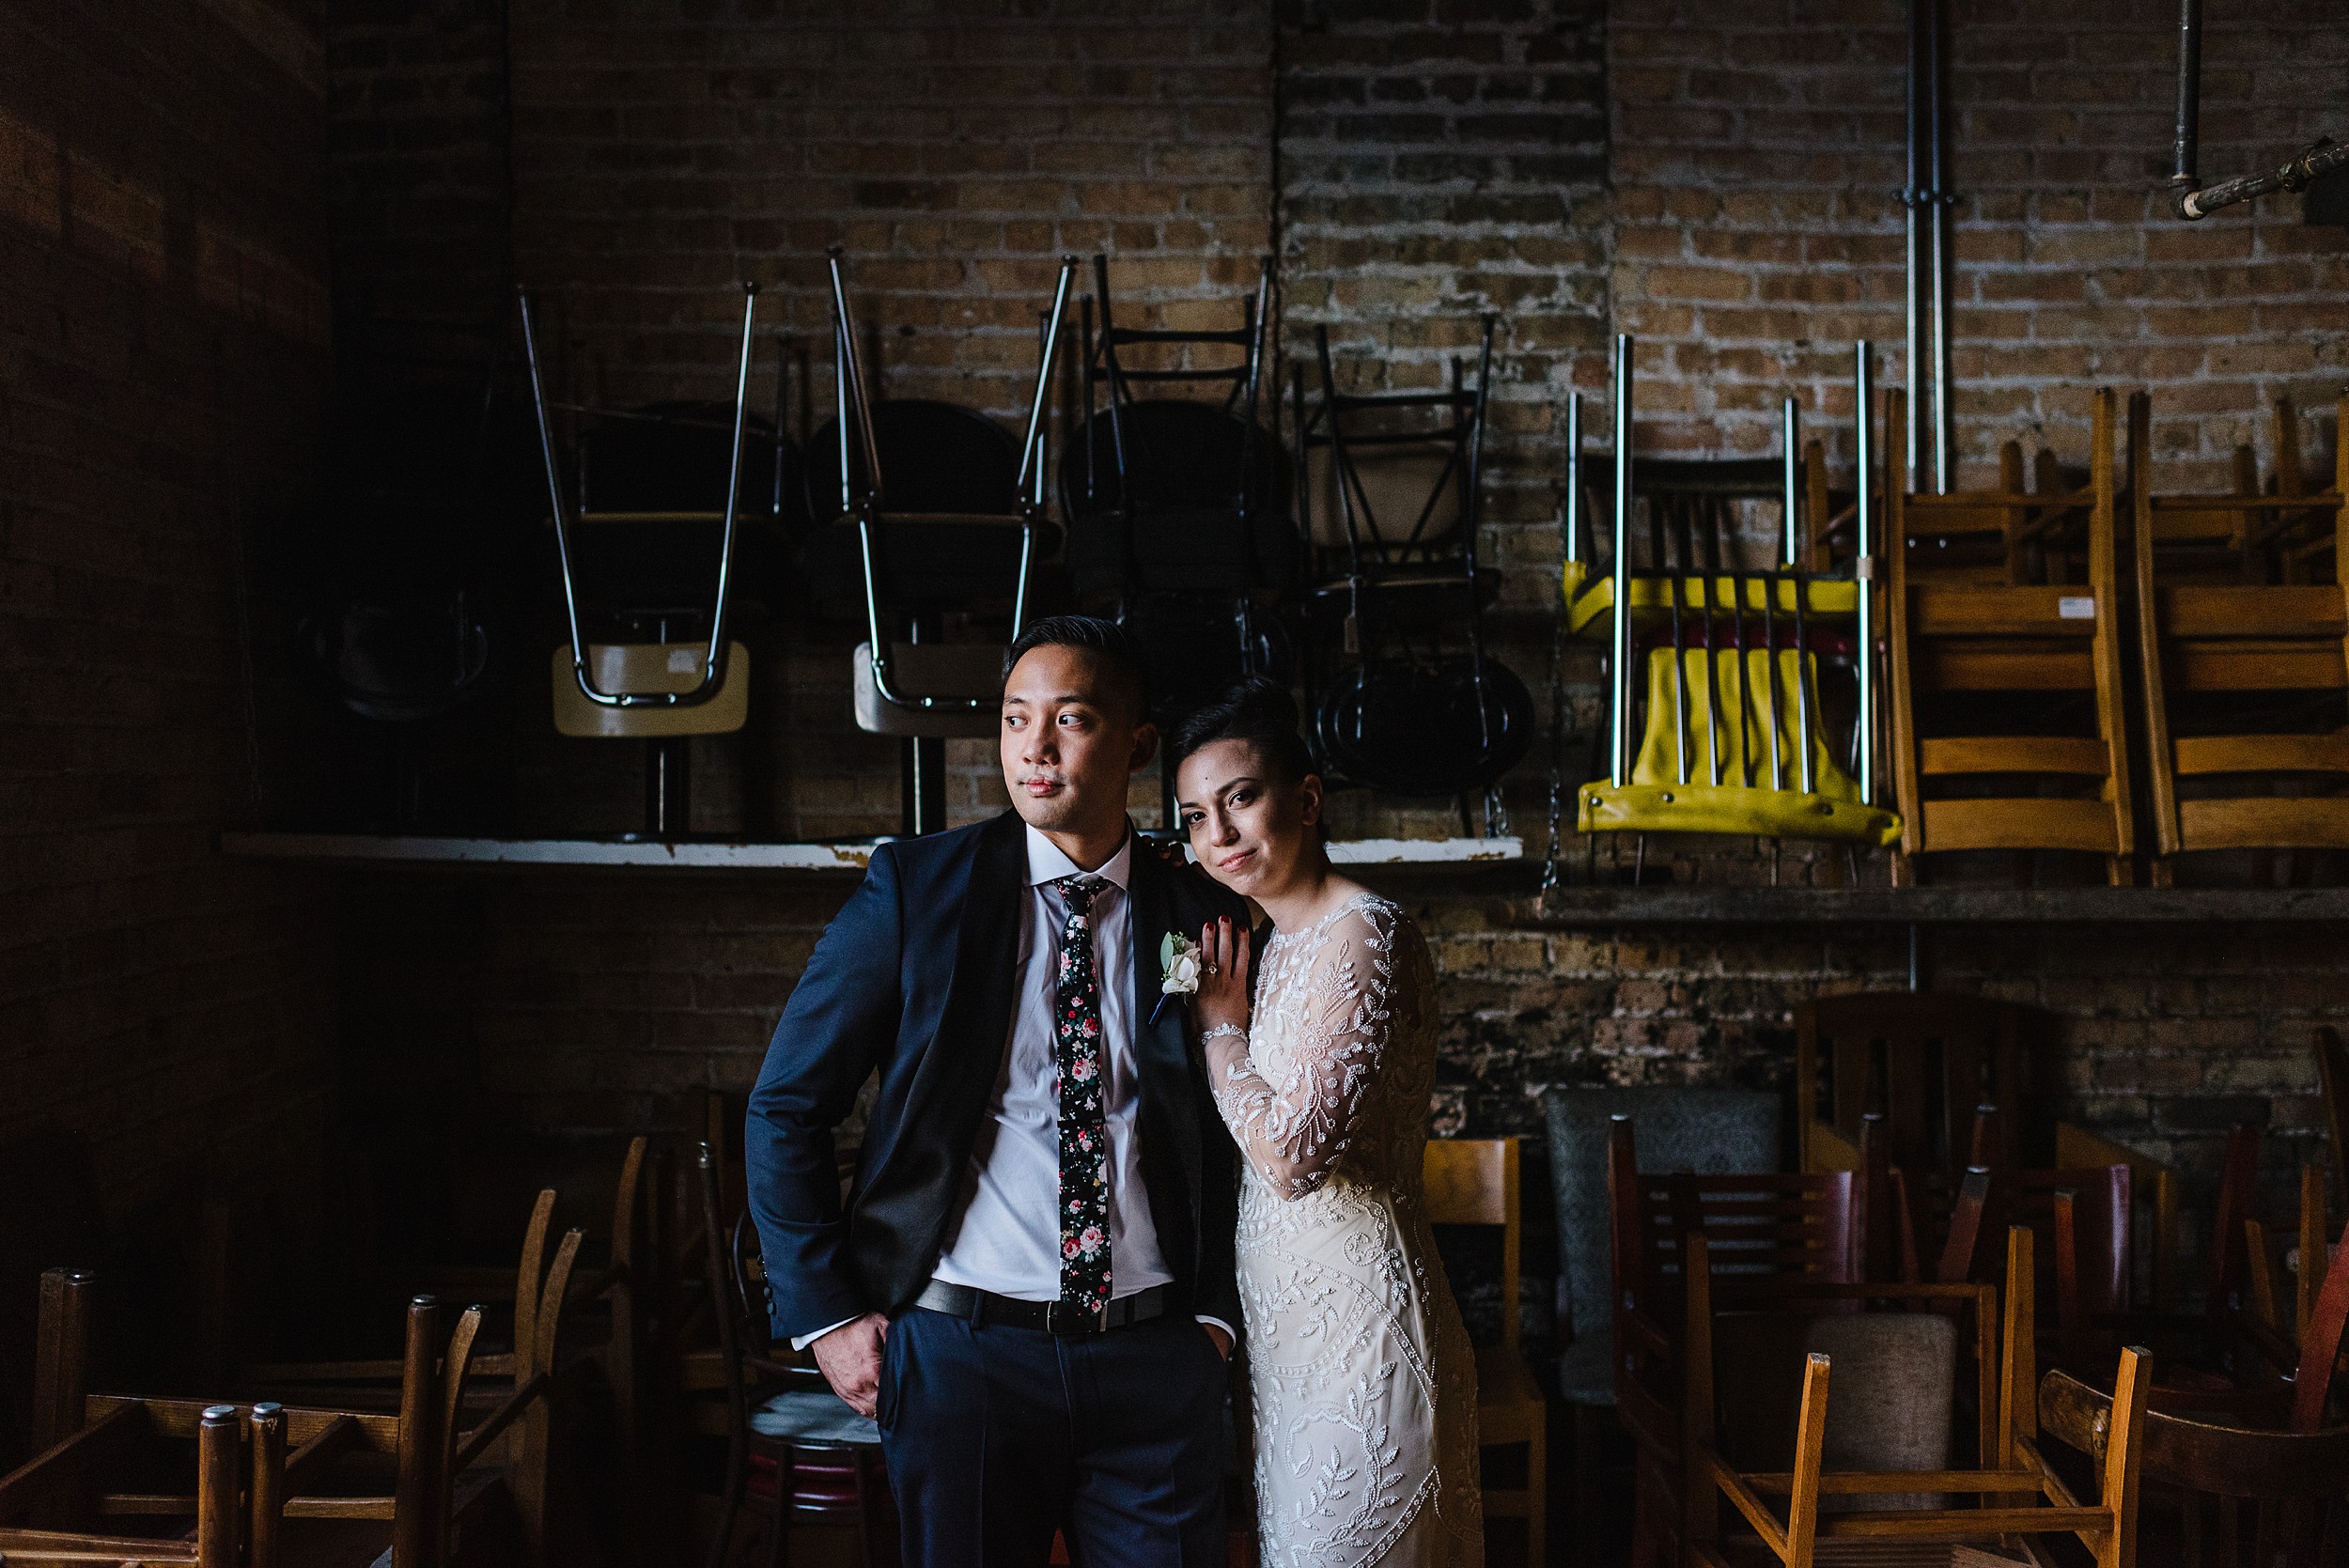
[1148,931,1201,1026]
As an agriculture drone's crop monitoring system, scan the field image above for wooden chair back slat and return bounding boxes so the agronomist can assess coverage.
[1795,991,2049,1179]
[1422,1138,1519,1350]
[1886,385,2137,877]
[2131,393,2349,872]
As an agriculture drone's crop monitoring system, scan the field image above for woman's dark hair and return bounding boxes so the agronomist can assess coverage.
[1170,677,1316,787]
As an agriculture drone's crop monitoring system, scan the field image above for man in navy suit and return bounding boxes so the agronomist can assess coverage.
[746,615,1245,1568]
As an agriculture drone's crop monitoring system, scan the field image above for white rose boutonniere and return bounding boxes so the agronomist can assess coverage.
[1149,932,1201,1025]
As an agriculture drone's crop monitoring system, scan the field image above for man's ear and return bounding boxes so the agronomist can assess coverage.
[1128,721,1160,774]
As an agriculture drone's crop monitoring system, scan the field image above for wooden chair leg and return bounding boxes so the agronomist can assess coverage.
[33,1267,92,1452]
[249,1403,286,1568]
[1572,1405,1607,1568]
[196,1404,241,1568]
[1524,1415,1548,1568]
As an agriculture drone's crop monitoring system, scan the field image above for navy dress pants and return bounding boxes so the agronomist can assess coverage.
[876,1306,1228,1568]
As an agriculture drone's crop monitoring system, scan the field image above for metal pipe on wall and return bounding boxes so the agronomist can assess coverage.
[2170,0,2202,194]
[1854,342,1878,808]
[1903,0,1955,494]
[1903,0,1926,494]
[1609,334,1635,789]
[2166,0,2346,220]
[1924,0,1954,493]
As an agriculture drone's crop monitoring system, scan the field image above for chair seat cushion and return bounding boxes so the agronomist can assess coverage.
[750,1389,880,1447]
[1554,1332,1616,1407]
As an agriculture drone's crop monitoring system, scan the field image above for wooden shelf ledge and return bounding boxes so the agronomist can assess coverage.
[1513,885,2349,925]
[219,831,1525,873]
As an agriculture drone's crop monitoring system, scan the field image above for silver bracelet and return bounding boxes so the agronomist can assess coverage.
[1199,1023,1248,1048]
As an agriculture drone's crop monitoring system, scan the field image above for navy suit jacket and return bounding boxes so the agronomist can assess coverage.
[744,810,1247,1343]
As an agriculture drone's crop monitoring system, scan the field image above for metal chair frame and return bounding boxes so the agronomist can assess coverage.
[519,283,759,712]
[828,250,1072,724]
[1578,337,1896,849]
[1293,318,1533,804]
[1073,253,1282,654]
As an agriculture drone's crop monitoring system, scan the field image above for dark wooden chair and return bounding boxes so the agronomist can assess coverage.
[1608,1116,1858,1568]
[694,1143,893,1568]
[1423,1137,1546,1566]
[2042,1363,2349,1568]
[1797,989,2183,1304]
[1794,990,2053,1177]
[2317,1026,2348,1215]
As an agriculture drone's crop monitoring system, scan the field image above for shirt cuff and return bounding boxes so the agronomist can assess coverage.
[790,1315,860,1353]
[1194,1314,1236,1343]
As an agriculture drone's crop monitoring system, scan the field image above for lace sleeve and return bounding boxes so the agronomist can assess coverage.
[1206,907,1396,1199]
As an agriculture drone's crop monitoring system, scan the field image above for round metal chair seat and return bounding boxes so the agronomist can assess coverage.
[578,400,784,517]
[749,1388,880,1447]
[1313,655,1536,796]
[807,400,1022,518]
[803,400,1034,608]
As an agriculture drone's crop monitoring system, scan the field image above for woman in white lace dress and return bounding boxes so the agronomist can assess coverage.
[1170,681,1484,1568]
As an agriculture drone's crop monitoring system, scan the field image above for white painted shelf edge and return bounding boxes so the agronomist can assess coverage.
[219,831,1526,870]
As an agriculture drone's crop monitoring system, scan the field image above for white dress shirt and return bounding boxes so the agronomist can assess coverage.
[797,823,1230,1348]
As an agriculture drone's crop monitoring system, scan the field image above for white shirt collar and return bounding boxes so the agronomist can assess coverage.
[1023,821,1133,892]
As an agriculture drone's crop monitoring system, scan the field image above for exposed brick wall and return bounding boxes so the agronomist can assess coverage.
[1277,0,1609,613]
[327,0,515,380]
[0,0,339,1400]
[1610,0,2349,484]
[302,0,2349,1321]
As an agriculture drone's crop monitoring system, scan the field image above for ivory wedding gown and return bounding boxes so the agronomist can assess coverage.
[1209,893,1484,1568]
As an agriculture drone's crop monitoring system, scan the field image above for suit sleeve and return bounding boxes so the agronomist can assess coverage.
[745,845,904,1341]
[1188,877,1249,1336]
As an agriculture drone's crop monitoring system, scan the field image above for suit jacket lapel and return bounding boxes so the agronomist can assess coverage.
[912,812,1027,1180]
[1126,842,1204,1272]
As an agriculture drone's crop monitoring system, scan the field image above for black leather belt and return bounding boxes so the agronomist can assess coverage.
[913,1280,1170,1337]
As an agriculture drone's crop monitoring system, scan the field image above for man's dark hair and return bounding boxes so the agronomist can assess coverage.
[1168,676,1316,787]
[1002,615,1153,723]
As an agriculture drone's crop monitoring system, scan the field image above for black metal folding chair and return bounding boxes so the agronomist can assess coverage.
[812,252,1074,835]
[1294,317,1532,810]
[519,285,775,840]
[1062,255,1294,765]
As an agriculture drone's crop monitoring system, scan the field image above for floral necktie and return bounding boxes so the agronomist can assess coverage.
[1053,874,1112,1318]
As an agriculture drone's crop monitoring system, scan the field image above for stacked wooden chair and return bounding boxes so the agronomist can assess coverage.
[9,1266,573,1567]
[2041,1371,2349,1568]
[236,1184,598,1563]
[2125,393,2349,883]
[1682,1226,2154,1568]
[1895,438,2096,586]
[1885,387,2140,881]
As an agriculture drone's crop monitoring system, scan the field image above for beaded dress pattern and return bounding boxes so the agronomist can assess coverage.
[1211,893,1483,1568]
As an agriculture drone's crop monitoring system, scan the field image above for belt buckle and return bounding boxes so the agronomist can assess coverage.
[1045,1300,1100,1338]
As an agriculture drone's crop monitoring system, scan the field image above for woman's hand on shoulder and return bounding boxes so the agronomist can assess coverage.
[1191,915,1252,1039]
